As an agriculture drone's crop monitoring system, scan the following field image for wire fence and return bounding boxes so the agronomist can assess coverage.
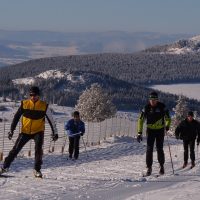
[0,117,138,160]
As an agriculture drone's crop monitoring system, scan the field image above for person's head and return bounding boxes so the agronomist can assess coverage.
[187,111,194,122]
[73,111,80,121]
[29,86,40,102]
[149,92,158,107]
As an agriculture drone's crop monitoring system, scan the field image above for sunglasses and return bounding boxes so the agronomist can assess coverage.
[30,93,38,97]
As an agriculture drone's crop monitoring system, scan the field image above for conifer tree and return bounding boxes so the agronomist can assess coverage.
[75,83,116,122]
[171,95,189,133]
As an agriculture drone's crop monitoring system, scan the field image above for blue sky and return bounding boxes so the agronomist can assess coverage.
[0,0,200,34]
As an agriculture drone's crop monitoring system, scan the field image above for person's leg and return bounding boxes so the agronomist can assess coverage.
[183,140,189,165]
[68,137,74,158]
[74,136,80,159]
[156,131,165,166]
[146,130,156,168]
[33,132,44,171]
[189,140,195,166]
[156,131,165,174]
[3,133,31,169]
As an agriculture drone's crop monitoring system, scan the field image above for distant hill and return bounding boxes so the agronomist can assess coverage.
[144,35,200,54]
[1,52,200,111]
[0,30,190,67]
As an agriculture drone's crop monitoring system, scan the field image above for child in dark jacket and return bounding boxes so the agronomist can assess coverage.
[65,111,85,160]
[175,111,200,169]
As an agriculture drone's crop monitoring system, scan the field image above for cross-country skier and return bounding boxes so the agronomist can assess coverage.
[65,111,85,160]
[0,86,58,178]
[137,92,171,176]
[175,111,200,169]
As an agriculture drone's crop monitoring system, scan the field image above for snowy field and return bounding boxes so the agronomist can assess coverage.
[150,83,200,101]
[1,84,200,200]
[0,135,200,200]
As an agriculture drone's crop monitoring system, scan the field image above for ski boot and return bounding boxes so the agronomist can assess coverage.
[145,167,152,176]
[182,162,188,169]
[190,161,195,169]
[159,165,165,175]
[33,169,43,178]
[0,167,8,175]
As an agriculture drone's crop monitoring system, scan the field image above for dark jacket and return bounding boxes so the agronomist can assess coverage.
[65,119,85,137]
[175,119,200,141]
[137,102,171,133]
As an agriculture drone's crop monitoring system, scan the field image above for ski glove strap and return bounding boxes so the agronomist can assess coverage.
[8,131,14,140]
[137,134,143,143]
[51,134,58,141]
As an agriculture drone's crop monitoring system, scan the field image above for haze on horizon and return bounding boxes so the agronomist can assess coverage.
[0,0,200,34]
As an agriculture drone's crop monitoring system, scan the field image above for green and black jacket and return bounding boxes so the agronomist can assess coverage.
[137,102,171,134]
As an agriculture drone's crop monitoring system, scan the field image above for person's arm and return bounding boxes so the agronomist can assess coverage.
[137,108,146,135]
[196,121,200,144]
[80,121,85,136]
[164,108,171,131]
[45,106,57,136]
[65,120,74,136]
[175,122,183,139]
[11,103,23,133]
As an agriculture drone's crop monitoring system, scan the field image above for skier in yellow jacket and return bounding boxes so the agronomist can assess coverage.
[0,86,58,177]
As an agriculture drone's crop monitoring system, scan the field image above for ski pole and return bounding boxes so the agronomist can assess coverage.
[82,137,89,157]
[166,133,175,175]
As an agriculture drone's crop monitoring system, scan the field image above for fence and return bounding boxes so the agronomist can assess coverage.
[0,117,138,160]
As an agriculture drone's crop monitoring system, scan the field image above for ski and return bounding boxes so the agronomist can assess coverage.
[142,172,164,178]
[0,174,15,178]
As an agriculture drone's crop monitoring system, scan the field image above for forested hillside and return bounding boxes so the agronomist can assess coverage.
[1,52,200,110]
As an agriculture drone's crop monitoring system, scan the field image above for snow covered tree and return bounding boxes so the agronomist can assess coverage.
[170,95,189,133]
[75,83,117,122]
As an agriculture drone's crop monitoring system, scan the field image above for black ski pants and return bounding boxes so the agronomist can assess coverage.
[68,136,80,159]
[146,129,165,168]
[183,139,195,163]
[4,132,44,171]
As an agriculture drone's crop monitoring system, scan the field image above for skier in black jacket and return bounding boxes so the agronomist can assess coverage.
[137,92,171,176]
[175,111,200,169]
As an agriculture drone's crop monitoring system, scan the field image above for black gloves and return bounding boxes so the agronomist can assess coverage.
[197,140,200,146]
[175,135,179,140]
[8,131,14,140]
[51,134,58,141]
[165,126,169,132]
[80,132,84,136]
[137,134,143,143]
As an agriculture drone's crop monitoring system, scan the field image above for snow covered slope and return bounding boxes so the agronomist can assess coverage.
[145,35,200,54]
[12,70,85,85]
[0,136,200,200]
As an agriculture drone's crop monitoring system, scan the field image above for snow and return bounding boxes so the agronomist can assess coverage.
[1,135,200,200]
[190,35,200,44]
[1,83,200,199]
[167,47,193,54]
[161,34,200,54]
[12,70,85,85]
[149,83,200,101]
[37,70,65,79]
[12,77,35,85]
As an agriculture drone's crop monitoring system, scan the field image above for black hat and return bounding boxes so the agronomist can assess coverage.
[73,111,80,117]
[187,111,194,117]
[29,86,40,95]
[149,92,158,100]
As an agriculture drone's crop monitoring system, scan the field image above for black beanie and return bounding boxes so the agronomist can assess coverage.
[29,86,40,95]
[187,111,194,117]
[149,92,158,100]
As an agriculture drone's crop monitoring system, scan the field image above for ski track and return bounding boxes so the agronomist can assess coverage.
[0,136,200,199]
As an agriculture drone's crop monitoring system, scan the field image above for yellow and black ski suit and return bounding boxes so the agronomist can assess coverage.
[3,99,57,171]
